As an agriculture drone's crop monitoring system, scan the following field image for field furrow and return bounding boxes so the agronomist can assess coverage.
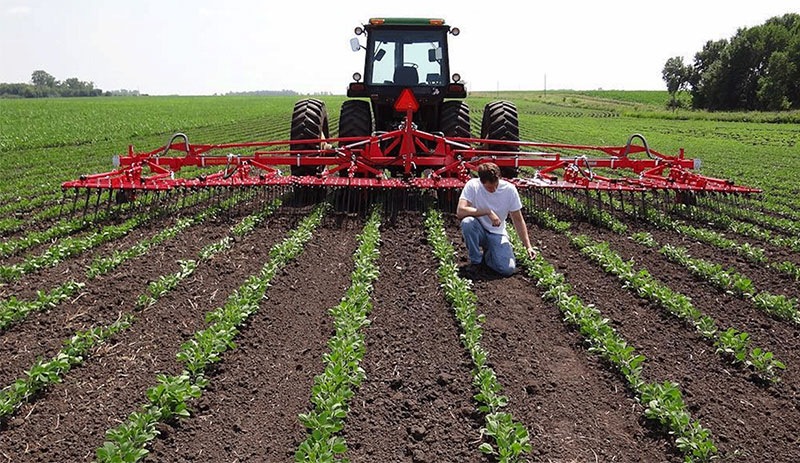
[0,209,300,461]
[146,221,357,461]
[343,212,485,462]
[530,224,800,461]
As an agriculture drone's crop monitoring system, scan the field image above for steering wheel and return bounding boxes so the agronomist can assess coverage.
[403,62,418,68]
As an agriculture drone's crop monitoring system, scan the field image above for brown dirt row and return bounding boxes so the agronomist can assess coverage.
[626,209,800,296]
[0,190,244,269]
[342,213,486,463]
[146,222,359,462]
[659,206,800,271]
[0,212,301,462]
[0,211,236,387]
[529,222,800,461]
[443,217,679,462]
[534,196,799,298]
[571,220,800,388]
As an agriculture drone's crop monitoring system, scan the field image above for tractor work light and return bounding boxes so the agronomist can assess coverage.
[452,73,461,83]
[353,72,362,82]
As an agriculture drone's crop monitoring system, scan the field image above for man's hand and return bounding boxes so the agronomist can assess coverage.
[488,210,501,227]
[526,246,537,260]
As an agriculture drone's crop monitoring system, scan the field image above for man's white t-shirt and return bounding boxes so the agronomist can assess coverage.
[459,178,523,235]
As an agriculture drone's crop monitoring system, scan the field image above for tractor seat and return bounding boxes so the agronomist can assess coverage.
[393,66,419,86]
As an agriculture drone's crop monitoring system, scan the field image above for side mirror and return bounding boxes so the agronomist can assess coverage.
[428,48,443,62]
[350,37,361,52]
[375,49,386,61]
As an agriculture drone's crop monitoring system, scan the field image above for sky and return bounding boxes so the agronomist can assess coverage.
[0,0,797,95]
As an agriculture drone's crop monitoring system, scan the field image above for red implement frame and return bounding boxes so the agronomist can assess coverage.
[63,101,761,196]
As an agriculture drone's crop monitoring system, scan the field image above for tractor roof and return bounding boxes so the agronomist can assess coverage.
[367,18,447,27]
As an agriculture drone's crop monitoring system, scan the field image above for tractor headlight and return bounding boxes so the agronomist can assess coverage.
[354,26,364,35]
[450,27,460,36]
[353,72,362,82]
[452,73,461,83]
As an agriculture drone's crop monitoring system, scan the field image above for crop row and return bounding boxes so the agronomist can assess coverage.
[670,203,800,253]
[537,193,799,321]
[295,207,381,460]
[640,206,799,281]
[0,198,284,422]
[425,210,531,461]
[631,233,800,324]
[572,235,785,383]
[505,231,717,461]
[0,192,248,332]
[97,203,326,462]
[0,315,133,418]
[526,198,787,383]
[549,190,799,282]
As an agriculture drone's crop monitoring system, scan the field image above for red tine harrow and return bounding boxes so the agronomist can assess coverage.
[63,98,760,216]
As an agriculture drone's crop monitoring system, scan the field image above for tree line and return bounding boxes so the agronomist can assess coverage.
[662,13,799,111]
[0,70,106,98]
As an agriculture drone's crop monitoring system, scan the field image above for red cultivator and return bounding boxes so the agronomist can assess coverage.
[62,96,760,209]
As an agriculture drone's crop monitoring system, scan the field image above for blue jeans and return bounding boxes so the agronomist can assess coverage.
[460,217,516,276]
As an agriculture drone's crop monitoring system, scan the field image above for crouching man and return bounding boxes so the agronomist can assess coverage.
[456,162,536,276]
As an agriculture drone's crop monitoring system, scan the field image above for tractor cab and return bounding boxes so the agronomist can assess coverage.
[347,18,466,133]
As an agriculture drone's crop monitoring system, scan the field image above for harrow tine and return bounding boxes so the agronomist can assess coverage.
[80,188,92,220]
[58,189,68,219]
[92,189,103,221]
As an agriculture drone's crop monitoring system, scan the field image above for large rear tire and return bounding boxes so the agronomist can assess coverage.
[338,100,372,140]
[480,100,519,178]
[440,101,471,138]
[337,100,372,179]
[290,98,329,176]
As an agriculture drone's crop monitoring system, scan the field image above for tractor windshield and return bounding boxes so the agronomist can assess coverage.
[367,28,448,86]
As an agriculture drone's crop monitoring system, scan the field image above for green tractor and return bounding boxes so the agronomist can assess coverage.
[289,17,520,177]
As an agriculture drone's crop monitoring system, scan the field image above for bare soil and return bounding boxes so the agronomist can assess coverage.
[1,202,799,462]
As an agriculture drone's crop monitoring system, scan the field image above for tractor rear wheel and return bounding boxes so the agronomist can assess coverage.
[290,98,329,176]
[338,100,372,140]
[337,100,372,178]
[440,101,471,138]
[480,100,520,178]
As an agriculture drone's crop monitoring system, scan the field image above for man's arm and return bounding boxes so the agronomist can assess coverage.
[510,209,536,259]
[457,199,501,227]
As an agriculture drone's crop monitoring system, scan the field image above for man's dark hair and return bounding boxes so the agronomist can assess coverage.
[477,162,501,183]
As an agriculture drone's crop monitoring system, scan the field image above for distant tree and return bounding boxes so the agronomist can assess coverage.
[757,51,796,110]
[669,13,800,111]
[31,70,57,88]
[662,56,691,109]
[0,71,104,98]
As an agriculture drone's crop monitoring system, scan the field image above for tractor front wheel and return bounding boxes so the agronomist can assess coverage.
[290,98,329,176]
